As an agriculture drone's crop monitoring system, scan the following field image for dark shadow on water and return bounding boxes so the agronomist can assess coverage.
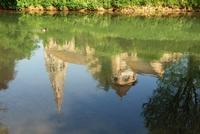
[143,55,200,134]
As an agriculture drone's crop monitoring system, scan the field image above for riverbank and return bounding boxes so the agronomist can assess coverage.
[1,0,200,15]
[1,6,200,16]
[1,0,200,14]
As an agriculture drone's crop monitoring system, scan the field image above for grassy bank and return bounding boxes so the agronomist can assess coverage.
[0,0,200,11]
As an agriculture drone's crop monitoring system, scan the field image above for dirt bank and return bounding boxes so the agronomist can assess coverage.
[1,6,200,16]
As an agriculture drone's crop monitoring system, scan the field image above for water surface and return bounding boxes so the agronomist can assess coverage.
[0,12,200,134]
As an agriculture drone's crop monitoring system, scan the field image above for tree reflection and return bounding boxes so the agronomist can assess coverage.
[143,55,200,134]
[0,13,36,90]
[0,45,35,90]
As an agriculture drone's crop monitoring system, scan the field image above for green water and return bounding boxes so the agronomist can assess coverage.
[0,12,200,134]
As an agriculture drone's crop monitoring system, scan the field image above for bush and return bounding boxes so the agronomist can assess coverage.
[0,0,17,9]
[0,0,200,9]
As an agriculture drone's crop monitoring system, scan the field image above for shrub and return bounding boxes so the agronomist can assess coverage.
[0,0,200,9]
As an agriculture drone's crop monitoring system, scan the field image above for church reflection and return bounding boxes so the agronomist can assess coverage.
[1,13,200,134]
[43,38,185,112]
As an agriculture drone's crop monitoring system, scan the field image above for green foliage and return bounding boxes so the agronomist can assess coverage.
[0,0,17,9]
[0,0,200,9]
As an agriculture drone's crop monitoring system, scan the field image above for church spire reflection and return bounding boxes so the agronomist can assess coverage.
[44,39,69,113]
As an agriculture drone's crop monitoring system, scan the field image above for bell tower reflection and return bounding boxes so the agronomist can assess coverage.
[45,52,67,113]
[44,39,69,113]
[44,37,80,112]
[111,53,137,97]
[112,53,137,86]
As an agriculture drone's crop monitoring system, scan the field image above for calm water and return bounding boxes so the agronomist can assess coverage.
[0,12,200,134]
